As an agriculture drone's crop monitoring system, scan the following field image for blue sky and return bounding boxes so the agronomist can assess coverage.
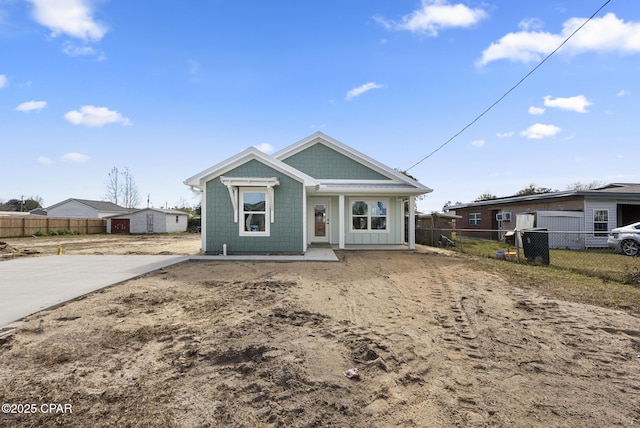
[1,0,639,212]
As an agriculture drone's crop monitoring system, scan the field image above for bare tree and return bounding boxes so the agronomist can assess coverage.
[104,167,120,205]
[121,167,140,208]
[105,166,140,208]
[566,180,606,191]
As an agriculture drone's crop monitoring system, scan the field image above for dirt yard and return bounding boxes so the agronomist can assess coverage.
[1,234,639,427]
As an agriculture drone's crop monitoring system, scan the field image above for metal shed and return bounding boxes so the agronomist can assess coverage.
[535,211,585,249]
[107,208,188,234]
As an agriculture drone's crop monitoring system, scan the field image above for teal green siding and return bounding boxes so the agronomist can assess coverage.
[282,143,390,180]
[205,160,304,254]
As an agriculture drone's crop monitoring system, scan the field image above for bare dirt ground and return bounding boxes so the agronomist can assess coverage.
[0,234,201,258]
[1,234,639,427]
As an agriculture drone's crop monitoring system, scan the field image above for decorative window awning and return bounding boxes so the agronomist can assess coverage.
[220,176,280,223]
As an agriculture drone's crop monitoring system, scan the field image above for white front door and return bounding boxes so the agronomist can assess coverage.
[310,200,330,243]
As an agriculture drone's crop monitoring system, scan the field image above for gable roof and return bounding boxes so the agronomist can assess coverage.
[184,147,318,190]
[46,198,130,212]
[185,133,432,196]
[275,132,431,190]
[106,207,189,218]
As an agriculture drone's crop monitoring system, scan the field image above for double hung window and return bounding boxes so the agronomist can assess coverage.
[240,188,268,236]
[469,213,481,225]
[593,209,608,237]
[351,199,388,232]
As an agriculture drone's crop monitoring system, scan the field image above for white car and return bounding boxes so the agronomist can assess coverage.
[608,222,640,256]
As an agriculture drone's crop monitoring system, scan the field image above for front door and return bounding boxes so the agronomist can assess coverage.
[311,200,330,243]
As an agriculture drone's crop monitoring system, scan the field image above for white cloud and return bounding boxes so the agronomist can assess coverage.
[0,74,7,88]
[61,152,90,163]
[617,89,630,97]
[543,95,592,113]
[518,18,543,32]
[520,123,561,139]
[27,0,107,41]
[254,143,275,154]
[478,13,640,66]
[37,156,53,165]
[497,131,514,138]
[377,0,487,36]
[64,105,131,127]
[15,100,47,112]
[471,139,485,148]
[528,106,545,115]
[62,41,104,59]
[345,82,383,100]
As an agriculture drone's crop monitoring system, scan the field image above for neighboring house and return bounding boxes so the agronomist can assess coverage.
[450,183,640,248]
[106,208,189,234]
[185,132,432,254]
[46,198,131,218]
[29,208,47,216]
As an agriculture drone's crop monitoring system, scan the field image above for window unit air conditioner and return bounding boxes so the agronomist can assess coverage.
[496,212,512,222]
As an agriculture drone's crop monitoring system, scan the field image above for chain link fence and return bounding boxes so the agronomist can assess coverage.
[416,227,640,286]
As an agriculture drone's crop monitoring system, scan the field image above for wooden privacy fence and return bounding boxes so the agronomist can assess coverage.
[0,217,107,238]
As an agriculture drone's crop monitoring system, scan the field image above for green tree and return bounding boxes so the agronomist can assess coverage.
[514,183,556,196]
[475,193,497,202]
[0,196,43,212]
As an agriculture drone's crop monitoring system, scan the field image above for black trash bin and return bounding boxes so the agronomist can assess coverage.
[522,228,550,265]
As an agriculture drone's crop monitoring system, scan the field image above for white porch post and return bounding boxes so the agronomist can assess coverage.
[408,197,416,250]
[339,194,345,249]
[302,187,308,252]
[200,186,207,254]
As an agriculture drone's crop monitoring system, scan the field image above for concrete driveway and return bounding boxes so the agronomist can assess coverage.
[0,255,187,327]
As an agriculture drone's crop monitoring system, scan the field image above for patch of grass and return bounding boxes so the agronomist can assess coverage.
[468,254,640,317]
[33,229,83,237]
[453,236,640,284]
[443,236,640,316]
[624,265,640,287]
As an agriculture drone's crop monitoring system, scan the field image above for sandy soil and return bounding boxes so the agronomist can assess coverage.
[0,235,639,427]
[0,234,202,258]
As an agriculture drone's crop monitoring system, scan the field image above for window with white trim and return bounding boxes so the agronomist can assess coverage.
[350,199,388,232]
[240,188,269,236]
[469,213,481,225]
[220,177,279,237]
[593,209,608,237]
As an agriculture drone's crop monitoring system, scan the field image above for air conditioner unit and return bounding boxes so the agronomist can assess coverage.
[496,212,512,222]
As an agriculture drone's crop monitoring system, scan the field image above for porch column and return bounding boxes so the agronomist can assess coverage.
[200,187,207,253]
[339,194,345,249]
[302,187,308,252]
[408,197,416,250]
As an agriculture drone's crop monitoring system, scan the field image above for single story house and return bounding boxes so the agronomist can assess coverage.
[46,198,130,218]
[450,183,640,248]
[106,208,189,234]
[185,132,432,254]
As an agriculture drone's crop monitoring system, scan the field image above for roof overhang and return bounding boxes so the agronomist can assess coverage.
[184,147,318,190]
[311,180,430,196]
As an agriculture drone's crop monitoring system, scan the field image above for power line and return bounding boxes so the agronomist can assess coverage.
[406,0,612,172]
